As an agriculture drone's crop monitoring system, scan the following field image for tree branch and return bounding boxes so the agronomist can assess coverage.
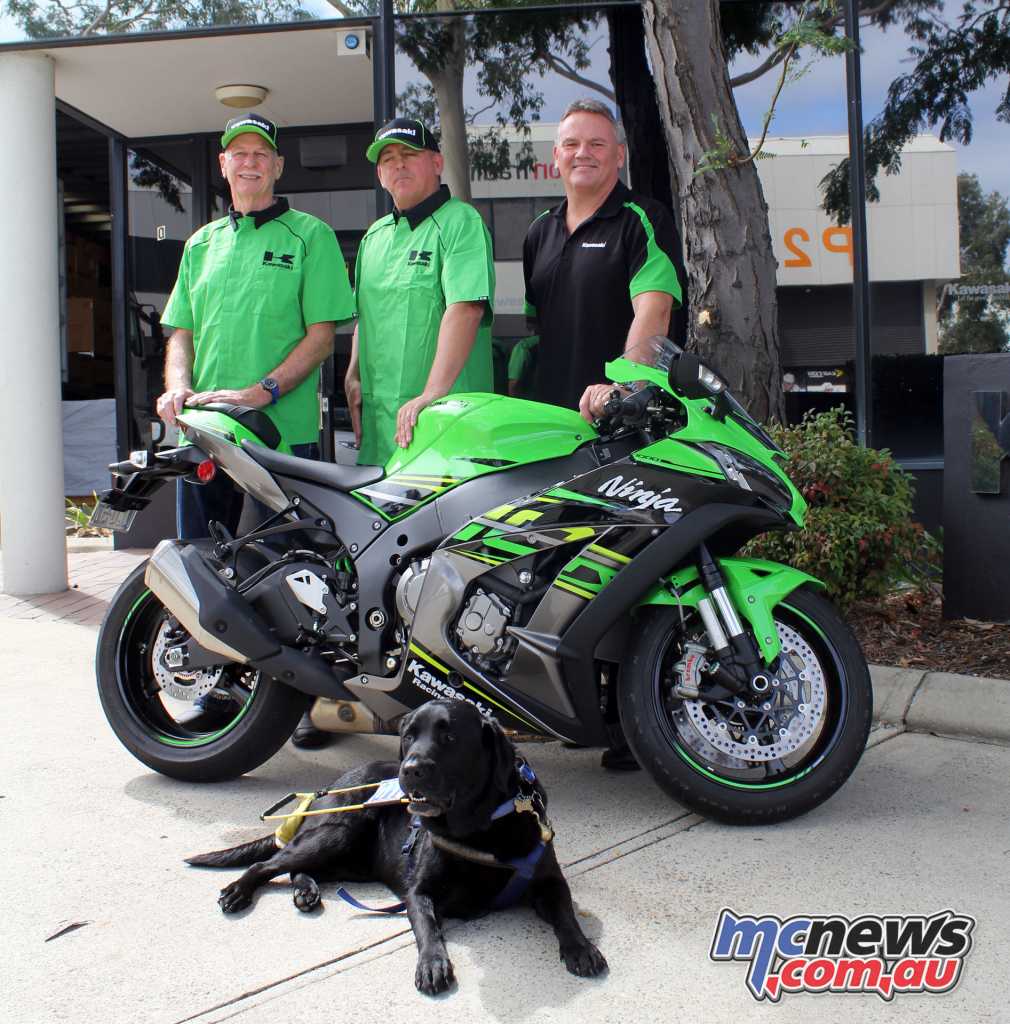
[730,0,904,89]
[544,51,615,101]
[81,0,113,36]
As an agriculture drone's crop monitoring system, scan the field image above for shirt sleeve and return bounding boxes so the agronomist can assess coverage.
[161,243,194,331]
[439,206,495,326]
[625,200,682,305]
[301,222,355,327]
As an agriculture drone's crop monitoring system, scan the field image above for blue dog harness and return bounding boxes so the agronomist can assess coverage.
[335,759,552,915]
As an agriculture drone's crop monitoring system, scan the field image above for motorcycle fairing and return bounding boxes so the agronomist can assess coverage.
[369,459,793,746]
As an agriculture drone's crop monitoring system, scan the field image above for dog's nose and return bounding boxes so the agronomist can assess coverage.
[400,755,433,784]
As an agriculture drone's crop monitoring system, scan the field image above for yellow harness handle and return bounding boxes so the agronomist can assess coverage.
[265,781,409,848]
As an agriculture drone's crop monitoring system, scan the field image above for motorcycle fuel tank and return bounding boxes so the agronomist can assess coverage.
[351,393,597,521]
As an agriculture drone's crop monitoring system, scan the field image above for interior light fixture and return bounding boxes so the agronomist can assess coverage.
[215,84,269,109]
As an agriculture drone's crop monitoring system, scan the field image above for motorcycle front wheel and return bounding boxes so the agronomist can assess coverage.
[96,561,311,782]
[619,585,872,824]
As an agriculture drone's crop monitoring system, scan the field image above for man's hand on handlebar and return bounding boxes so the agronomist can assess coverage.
[579,382,631,423]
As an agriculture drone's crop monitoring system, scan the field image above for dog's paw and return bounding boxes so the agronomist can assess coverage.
[560,941,608,978]
[218,883,252,914]
[415,953,455,995]
[292,879,321,913]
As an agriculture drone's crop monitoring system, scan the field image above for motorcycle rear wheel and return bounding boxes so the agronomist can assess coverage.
[96,560,310,782]
[619,585,872,824]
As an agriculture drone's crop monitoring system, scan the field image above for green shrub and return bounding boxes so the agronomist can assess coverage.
[746,408,925,608]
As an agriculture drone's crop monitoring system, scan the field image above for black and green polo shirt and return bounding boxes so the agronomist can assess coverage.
[354,184,495,467]
[522,181,682,410]
[162,198,354,445]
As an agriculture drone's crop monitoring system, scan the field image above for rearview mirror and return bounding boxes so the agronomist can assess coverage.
[671,352,707,399]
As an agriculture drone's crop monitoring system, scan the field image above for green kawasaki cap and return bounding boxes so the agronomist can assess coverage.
[221,113,278,150]
[366,118,440,163]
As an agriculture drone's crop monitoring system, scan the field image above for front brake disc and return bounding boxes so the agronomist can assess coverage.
[677,622,827,762]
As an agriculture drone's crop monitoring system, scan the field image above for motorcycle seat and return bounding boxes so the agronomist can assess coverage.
[241,440,384,494]
[196,403,282,449]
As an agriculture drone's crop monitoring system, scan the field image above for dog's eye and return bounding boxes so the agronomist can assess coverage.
[442,732,455,745]
[402,731,414,743]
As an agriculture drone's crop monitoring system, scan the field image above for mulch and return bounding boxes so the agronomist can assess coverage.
[848,588,1010,681]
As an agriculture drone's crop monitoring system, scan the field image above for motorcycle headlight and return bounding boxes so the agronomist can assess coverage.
[697,443,793,510]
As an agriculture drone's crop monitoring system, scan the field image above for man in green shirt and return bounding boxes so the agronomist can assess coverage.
[159,113,354,537]
[158,113,354,747]
[346,118,495,466]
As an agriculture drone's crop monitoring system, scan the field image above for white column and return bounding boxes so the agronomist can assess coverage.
[0,53,67,595]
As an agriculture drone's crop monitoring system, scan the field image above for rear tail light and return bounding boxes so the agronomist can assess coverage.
[196,459,216,483]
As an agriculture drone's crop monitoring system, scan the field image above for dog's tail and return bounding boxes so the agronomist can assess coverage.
[185,835,276,868]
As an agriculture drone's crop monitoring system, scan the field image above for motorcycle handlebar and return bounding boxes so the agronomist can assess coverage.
[594,384,662,433]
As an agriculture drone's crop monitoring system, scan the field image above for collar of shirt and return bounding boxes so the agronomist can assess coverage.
[551,180,631,233]
[228,196,290,232]
[393,184,452,230]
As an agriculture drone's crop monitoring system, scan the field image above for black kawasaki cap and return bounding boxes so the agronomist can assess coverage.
[221,113,278,150]
[366,118,439,163]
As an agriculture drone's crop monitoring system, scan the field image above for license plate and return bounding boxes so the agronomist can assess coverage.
[89,501,137,533]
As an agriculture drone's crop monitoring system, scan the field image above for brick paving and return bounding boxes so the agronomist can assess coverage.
[0,542,150,628]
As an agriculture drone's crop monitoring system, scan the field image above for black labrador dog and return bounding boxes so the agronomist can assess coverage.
[187,699,607,995]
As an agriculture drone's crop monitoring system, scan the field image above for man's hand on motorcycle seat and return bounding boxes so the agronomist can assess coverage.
[156,386,195,427]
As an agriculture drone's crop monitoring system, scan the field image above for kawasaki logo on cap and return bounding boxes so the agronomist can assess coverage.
[366,118,440,163]
[221,114,278,150]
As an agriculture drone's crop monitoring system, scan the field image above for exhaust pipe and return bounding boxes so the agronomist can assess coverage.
[309,698,390,735]
[145,540,355,701]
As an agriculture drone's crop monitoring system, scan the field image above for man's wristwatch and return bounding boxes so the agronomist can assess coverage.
[259,377,280,405]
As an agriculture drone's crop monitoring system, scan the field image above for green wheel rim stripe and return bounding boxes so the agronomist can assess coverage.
[780,603,827,641]
[672,741,815,790]
[155,696,254,747]
[124,589,151,630]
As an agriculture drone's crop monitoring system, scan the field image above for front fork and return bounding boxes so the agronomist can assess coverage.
[681,545,774,701]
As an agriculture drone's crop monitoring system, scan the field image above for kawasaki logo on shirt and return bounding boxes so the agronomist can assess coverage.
[407,249,433,267]
[263,251,295,269]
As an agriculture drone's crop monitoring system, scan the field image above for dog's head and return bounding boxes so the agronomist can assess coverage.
[398,699,517,831]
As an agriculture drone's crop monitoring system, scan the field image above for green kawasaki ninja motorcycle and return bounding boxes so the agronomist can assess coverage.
[94,337,871,824]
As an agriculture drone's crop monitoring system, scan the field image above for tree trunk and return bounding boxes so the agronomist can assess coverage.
[642,0,783,422]
[607,5,687,346]
[427,4,470,202]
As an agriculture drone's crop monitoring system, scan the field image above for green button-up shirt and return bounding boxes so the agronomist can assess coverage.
[354,186,495,466]
[162,198,354,445]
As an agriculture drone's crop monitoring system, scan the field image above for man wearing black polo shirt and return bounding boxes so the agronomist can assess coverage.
[523,99,682,422]
[524,99,682,771]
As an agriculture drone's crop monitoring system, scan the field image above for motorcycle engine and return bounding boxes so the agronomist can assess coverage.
[453,588,515,669]
[395,561,515,673]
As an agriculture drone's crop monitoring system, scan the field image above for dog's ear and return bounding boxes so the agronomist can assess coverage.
[482,717,517,796]
[398,708,418,761]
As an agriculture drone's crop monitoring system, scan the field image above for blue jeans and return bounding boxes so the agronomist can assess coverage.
[176,442,319,540]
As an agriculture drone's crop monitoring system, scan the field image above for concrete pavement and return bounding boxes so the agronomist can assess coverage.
[3,612,1009,1024]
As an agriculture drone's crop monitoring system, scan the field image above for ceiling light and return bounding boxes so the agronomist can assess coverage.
[215,84,269,109]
